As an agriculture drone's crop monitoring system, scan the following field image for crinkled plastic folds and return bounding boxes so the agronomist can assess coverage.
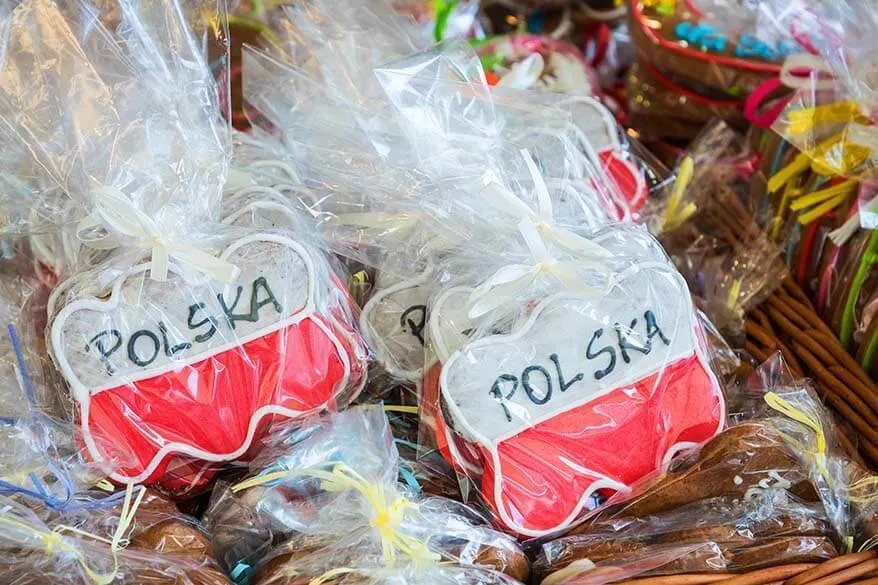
[205,405,529,584]
[0,0,368,494]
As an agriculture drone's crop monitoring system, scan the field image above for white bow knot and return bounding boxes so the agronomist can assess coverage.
[78,187,240,284]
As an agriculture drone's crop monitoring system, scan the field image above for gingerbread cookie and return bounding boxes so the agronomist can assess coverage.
[50,234,367,487]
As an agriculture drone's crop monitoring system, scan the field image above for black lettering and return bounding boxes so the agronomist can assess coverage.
[399,305,427,346]
[127,330,160,367]
[159,321,191,357]
[218,285,246,329]
[490,374,518,422]
[219,278,283,329]
[187,303,218,343]
[85,330,123,375]
[586,328,616,380]
[522,365,552,405]
[645,310,670,346]
[550,353,584,392]
[615,318,651,364]
[251,276,283,316]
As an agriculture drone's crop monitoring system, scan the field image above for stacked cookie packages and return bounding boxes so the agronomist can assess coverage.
[375,43,727,538]
[0,0,367,495]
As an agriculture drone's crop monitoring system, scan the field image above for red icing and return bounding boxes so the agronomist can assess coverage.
[599,150,648,215]
[428,352,722,535]
[83,315,353,486]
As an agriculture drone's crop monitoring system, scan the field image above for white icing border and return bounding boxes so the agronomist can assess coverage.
[360,271,431,381]
[52,233,356,485]
[437,277,725,537]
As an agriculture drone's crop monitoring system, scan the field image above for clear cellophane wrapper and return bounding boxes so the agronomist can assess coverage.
[0,488,232,585]
[241,37,650,392]
[0,404,230,584]
[204,405,529,585]
[361,44,726,539]
[472,34,601,98]
[647,122,790,338]
[761,0,878,231]
[0,0,368,495]
[534,352,878,584]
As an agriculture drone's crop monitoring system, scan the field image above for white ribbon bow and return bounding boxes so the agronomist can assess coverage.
[468,217,612,318]
[481,149,613,258]
[78,187,240,284]
[469,152,613,318]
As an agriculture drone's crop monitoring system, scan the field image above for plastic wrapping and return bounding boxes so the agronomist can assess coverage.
[626,60,749,142]
[240,34,654,391]
[0,382,230,583]
[473,35,601,97]
[534,494,837,583]
[0,487,231,585]
[534,355,861,583]
[417,222,725,538]
[348,41,729,537]
[647,122,789,336]
[763,0,878,187]
[204,405,529,584]
[0,0,368,493]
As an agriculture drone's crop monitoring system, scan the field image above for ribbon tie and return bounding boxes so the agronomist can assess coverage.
[0,483,145,585]
[481,149,614,258]
[78,187,240,283]
[233,463,440,567]
[468,217,612,319]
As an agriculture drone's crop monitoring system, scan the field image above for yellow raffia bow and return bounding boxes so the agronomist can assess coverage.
[661,156,697,234]
[232,463,440,567]
[775,100,874,182]
[0,483,145,585]
[789,179,859,226]
[764,392,830,484]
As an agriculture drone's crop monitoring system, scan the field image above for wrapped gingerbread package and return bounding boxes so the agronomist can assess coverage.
[738,0,878,378]
[367,46,727,538]
[204,405,529,584]
[0,365,230,584]
[627,0,803,141]
[0,0,368,494]
[0,484,232,584]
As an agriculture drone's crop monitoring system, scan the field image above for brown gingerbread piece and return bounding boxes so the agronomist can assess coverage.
[630,0,785,97]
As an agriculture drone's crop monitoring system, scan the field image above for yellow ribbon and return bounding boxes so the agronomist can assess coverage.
[849,475,878,505]
[383,405,419,415]
[726,278,742,311]
[764,392,830,484]
[779,99,874,178]
[0,483,145,585]
[661,156,697,234]
[785,102,867,137]
[309,567,359,585]
[860,534,878,553]
[789,179,858,225]
[233,463,440,567]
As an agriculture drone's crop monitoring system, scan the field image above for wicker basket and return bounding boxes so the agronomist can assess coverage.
[681,183,878,469]
[614,551,878,585]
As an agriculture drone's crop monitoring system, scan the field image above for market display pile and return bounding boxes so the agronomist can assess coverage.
[0,0,874,584]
